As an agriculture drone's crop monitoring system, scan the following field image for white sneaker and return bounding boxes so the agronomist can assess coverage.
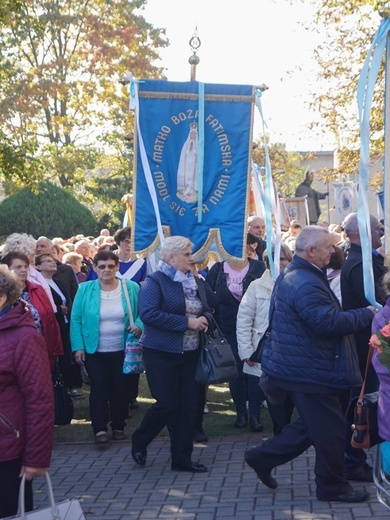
[204,405,209,414]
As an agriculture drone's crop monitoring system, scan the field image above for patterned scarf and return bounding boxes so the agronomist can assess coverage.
[158,261,198,300]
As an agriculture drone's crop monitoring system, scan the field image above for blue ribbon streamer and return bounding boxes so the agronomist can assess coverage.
[197,82,205,223]
[255,88,276,280]
[357,18,390,309]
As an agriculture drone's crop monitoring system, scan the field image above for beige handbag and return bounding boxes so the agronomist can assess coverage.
[5,471,85,520]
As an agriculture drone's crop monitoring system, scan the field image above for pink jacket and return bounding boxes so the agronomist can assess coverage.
[0,301,54,467]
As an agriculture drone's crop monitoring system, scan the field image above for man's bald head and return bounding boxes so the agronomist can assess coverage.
[248,216,265,239]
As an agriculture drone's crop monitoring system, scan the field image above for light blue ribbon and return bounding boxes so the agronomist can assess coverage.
[255,88,276,280]
[357,18,390,308]
[197,82,205,223]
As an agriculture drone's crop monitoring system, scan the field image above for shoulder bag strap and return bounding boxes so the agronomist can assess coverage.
[357,346,374,404]
[121,278,134,327]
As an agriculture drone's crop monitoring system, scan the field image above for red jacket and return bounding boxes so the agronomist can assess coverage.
[26,280,63,371]
[0,301,54,467]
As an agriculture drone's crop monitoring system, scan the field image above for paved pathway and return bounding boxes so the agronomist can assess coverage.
[34,435,385,519]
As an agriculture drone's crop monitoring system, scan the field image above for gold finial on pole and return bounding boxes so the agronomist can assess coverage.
[379,4,390,17]
[189,27,201,81]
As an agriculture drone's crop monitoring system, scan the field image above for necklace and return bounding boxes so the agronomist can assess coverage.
[100,282,119,297]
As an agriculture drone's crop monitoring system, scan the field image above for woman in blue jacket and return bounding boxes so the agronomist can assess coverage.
[71,250,142,447]
[131,236,211,473]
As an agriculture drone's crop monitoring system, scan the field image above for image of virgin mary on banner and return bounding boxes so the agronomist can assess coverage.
[131,80,255,261]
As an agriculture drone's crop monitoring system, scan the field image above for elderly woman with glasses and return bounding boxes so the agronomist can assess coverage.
[70,251,143,448]
[0,252,63,372]
[34,252,80,395]
[86,227,147,411]
[131,236,212,473]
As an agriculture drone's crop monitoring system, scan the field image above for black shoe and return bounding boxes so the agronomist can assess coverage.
[244,453,278,489]
[317,490,370,503]
[171,462,208,473]
[249,417,264,432]
[131,433,147,466]
[234,415,248,429]
[343,463,373,482]
[193,430,209,443]
[68,389,84,399]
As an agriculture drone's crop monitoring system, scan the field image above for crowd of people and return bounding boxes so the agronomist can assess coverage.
[1,209,389,515]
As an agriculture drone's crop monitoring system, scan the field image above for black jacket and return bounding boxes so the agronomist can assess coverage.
[341,243,388,368]
[206,259,265,333]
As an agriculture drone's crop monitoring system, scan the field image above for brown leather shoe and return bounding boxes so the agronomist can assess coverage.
[112,430,126,441]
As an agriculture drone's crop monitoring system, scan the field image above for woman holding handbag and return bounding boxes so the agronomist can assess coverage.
[71,251,143,448]
[131,236,212,472]
[206,238,265,429]
[0,265,54,517]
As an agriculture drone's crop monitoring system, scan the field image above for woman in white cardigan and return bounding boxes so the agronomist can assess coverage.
[237,244,294,434]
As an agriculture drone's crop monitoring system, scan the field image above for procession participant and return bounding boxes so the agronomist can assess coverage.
[245,226,375,503]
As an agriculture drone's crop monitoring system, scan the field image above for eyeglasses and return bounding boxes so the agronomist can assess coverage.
[121,240,131,246]
[96,264,117,270]
[40,258,56,264]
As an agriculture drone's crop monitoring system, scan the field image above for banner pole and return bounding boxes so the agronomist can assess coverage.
[379,5,390,266]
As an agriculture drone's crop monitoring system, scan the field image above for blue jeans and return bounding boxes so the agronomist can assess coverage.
[224,331,247,417]
[247,374,265,419]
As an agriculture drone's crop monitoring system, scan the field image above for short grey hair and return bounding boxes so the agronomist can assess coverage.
[343,213,359,239]
[343,212,378,240]
[262,243,293,268]
[2,233,36,257]
[74,239,90,250]
[295,225,329,253]
[160,236,193,262]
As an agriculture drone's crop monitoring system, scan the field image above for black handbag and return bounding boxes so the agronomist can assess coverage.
[249,327,271,363]
[53,369,74,426]
[195,317,238,385]
[345,347,382,449]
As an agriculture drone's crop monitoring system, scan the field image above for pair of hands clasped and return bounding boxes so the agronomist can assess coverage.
[188,316,208,332]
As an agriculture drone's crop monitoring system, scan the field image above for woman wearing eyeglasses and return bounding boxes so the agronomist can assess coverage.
[70,251,143,447]
[0,252,63,372]
[34,253,79,394]
[85,228,147,410]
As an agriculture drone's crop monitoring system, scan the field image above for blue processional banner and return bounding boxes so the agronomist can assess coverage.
[132,80,255,261]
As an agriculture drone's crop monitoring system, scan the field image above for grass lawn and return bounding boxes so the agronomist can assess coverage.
[54,373,278,443]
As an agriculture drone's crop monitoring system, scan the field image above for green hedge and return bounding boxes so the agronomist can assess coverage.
[0,182,98,238]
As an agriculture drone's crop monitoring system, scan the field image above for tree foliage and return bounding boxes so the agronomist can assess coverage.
[252,140,307,197]
[0,0,168,188]
[0,182,98,238]
[309,0,384,179]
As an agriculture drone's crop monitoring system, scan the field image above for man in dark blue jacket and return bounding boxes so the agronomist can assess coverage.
[244,225,375,503]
